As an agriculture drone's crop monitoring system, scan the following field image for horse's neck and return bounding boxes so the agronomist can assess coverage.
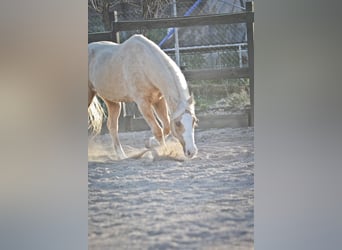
[160,76,190,117]
[139,39,190,116]
[155,62,190,116]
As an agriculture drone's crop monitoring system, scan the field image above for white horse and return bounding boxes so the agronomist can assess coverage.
[88,34,198,159]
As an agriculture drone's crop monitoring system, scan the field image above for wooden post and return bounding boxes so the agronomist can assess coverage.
[246,1,254,127]
[111,11,120,43]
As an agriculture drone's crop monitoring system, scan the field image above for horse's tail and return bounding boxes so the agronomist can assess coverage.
[88,95,106,136]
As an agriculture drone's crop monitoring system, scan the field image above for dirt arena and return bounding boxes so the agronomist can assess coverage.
[88,127,254,249]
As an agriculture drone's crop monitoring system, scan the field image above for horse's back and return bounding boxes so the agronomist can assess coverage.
[88,35,151,61]
[88,38,155,102]
[88,41,118,50]
[89,35,161,73]
[88,35,172,104]
[88,41,118,65]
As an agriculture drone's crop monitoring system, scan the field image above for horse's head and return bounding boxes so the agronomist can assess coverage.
[171,96,198,158]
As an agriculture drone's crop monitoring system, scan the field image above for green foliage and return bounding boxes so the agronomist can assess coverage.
[195,96,216,112]
[190,78,250,113]
[225,89,250,108]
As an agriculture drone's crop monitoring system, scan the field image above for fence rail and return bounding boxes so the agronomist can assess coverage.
[163,43,247,53]
[111,12,254,33]
[88,32,111,43]
[183,68,249,81]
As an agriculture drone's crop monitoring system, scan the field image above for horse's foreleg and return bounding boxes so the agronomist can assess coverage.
[104,99,127,160]
[153,97,171,138]
[137,101,165,147]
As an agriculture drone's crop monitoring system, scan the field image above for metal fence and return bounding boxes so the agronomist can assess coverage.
[89,0,249,68]
[88,0,254,127]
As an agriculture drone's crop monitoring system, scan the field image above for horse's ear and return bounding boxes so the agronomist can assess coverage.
[188,93,195,105]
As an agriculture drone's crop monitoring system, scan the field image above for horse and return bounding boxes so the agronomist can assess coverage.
[88,34,198,159]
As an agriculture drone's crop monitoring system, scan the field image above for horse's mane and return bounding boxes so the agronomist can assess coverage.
[123,35,193,118]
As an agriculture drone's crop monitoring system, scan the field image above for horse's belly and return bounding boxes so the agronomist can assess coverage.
[91,68,133,102]
[96,82,133,102]
[90,64,161,103]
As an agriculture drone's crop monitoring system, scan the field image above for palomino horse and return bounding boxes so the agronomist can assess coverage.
[88,34,198,159]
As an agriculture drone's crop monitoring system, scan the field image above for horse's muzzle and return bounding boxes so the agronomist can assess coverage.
[185,147,197,159]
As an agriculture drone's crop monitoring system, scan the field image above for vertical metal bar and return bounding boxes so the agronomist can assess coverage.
[173,0,180,66]
[246,1,254,126]
[239,44,242,68]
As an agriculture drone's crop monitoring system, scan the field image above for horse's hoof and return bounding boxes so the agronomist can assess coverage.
[144,139,151,148]
[119,155,127,160]
[114,150,127,160]
[145,136,160,148]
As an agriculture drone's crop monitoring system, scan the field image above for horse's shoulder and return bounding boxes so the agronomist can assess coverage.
[88,41,119,63]
[126,34,150,44]
[122,34,155,52]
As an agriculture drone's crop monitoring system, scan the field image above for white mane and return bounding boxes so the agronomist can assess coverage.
[124,35,191,117]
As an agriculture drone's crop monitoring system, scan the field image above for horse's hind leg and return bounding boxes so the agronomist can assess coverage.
[104,99,127,159]
[153,96,171,138]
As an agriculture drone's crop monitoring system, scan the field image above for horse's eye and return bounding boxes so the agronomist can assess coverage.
[175,121,181,127]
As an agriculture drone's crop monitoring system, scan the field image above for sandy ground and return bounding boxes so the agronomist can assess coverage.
[88,127,254,249]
